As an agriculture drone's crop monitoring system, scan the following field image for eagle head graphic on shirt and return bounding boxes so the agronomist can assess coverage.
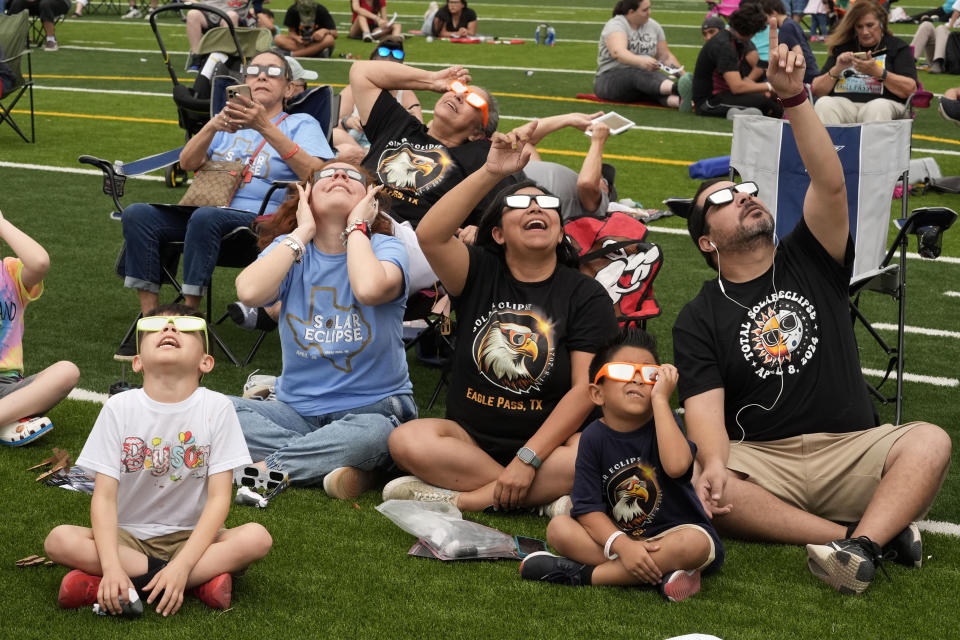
[608,464,660,534]
[378,147,448,192]
[476,320,540,393]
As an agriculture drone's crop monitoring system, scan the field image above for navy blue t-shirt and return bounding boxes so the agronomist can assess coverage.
[571,418,724,574]
[778,18,819,84]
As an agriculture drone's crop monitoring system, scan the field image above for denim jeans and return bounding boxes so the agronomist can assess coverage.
[121,203,256,297]
[232,393,418,486]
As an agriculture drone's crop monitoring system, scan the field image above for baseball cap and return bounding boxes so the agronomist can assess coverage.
[285,56,318,83]
[701,16,726,32]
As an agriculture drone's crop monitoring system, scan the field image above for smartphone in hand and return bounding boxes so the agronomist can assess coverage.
[226,84,252,101]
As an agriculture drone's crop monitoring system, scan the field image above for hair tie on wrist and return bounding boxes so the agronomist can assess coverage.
[281,144,300,160]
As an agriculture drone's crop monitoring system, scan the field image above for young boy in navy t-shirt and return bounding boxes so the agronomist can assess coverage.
[520,328,723,602]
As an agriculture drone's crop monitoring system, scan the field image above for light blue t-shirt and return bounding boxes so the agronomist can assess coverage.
[209,112,333,214]
[751,25,770,62]
[265,233,412,415]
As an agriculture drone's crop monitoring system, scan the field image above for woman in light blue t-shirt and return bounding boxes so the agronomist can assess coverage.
[231,159,416,498]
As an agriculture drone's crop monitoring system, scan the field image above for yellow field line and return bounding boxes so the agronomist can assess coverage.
[539,147,693,166]
[913,133,960,145]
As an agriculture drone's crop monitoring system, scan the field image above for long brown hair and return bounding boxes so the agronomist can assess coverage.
[825,1,889,53]
[256,159,393,250]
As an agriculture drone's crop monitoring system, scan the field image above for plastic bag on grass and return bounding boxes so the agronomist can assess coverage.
[376,500,519,560]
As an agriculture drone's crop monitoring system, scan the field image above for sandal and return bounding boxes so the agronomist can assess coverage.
[0,416,53,447]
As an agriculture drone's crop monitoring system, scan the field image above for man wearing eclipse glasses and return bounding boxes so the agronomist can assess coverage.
[673,27,949,595]
[274,0,337,59]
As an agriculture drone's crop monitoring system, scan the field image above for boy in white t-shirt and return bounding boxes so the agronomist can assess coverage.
[44,304,272,616]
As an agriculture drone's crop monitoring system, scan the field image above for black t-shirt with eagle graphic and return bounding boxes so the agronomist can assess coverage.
[362,90,493,227]
[446,247,618,465]
[673,218,877,442]
[571,417,724,574]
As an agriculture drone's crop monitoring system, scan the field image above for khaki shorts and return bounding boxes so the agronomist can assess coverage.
[727,422,921,523]
[645,524,717,571]
[117,529,194,562]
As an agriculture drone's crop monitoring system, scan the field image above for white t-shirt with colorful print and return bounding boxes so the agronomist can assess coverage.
[0,256,43,375]
[77,387,251,539]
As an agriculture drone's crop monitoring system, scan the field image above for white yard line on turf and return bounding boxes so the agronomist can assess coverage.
[0,161,166,180]
[946,291,960,297]
[862,368,958,387]
[871,323,960,339]
[920,520,960,536]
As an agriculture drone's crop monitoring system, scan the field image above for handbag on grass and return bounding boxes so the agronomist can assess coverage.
[178,114,290,208]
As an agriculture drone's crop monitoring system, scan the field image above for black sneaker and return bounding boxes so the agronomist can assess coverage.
[806,536,882,595]
[519,551,591,586]
[885,522,922,568]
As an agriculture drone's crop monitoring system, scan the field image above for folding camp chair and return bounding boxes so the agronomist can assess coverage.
[728,115,956,422]
[79,82,338,367]
[28,12,64,46]
[0,11,34,143]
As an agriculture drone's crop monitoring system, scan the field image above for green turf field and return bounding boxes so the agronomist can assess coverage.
[1,0,959,637]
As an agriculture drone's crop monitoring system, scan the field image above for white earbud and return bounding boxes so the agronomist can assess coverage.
[709,241,717,251]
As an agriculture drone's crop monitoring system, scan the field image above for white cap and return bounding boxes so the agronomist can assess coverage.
[285,56,318,82]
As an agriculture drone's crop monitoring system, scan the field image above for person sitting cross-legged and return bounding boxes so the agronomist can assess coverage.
[521,328,723,603]
[674,27,950,596]
[384,120,619,514]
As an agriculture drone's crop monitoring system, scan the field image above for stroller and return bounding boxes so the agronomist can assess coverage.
[148,2,270,185]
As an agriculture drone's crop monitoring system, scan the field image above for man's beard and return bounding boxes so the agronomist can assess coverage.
[731,210,775,249]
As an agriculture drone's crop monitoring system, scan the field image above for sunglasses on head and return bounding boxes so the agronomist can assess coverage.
[243,64,285,78]
[594,362,660,385]
[377,46,404,60]
[704,181,759,209]
[504,194,560,211]
[136,315,209,354]
[449,80,489,128]
[313,166,368,185]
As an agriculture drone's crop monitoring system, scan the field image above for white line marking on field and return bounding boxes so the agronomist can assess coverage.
[946,291,960,297]
[871,323,960,339]
[36,85,170,98]
[918,520,960,537]
[862,368,959,387]
[0,161,165,180]
[907,252,960,265]
[68,388,111,404]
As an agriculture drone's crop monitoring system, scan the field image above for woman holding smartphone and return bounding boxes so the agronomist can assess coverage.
[117,51,333,355]
[810,0,917,123]
[594,0,685,108]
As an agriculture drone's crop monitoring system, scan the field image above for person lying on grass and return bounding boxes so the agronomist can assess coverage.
[384,120,618,514]
[44,303,271,616]
[0,206,79,448]
[520,328,723,602]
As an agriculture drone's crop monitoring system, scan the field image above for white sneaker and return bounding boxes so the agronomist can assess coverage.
[323,467,376,500]
[424,1,438,19]
[0,416,53,446]
[242,369,277,400]
[536,495,572,518]
[122,7,142,18]
[382,475,458,503]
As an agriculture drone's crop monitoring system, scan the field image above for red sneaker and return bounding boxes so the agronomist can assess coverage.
[189,573,232,609]
[58,569,102,608]
[660,569,701,602]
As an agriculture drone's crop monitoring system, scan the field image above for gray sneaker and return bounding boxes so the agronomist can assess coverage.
[939,97,960,125]
[242,370,277,400]
[381,475,458,503]
[806,536,882,594]
[43,39,59,51]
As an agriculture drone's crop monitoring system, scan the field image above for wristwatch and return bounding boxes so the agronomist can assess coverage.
[516,446,542,469]
[340,219,370,246]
